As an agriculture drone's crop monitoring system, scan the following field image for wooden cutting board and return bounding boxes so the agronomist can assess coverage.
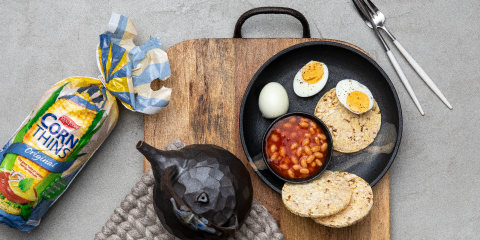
[145,38,390,240]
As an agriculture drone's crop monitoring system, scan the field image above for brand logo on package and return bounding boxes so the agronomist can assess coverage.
[59,116,81,130]
[30,113,80,159]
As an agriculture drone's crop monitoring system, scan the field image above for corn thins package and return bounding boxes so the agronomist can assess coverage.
[0,13,171,232]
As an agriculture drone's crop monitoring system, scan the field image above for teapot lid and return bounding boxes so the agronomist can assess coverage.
[173,166,236,226]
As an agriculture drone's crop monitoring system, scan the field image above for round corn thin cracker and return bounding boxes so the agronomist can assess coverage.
[282,171,352,218]
[313,172,373,228]
[0,198,21,215]
[314,88,381,153]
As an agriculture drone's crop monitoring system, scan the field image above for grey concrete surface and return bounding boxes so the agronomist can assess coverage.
[0,0,478,239]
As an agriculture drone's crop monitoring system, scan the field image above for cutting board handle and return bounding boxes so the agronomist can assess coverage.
[233,7,311,38]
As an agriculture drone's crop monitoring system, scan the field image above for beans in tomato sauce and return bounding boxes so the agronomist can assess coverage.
[265,115,329,179]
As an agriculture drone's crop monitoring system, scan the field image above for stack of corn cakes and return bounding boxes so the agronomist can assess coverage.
[282,170,373,228]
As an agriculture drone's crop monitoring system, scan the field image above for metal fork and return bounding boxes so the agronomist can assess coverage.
[353,0,424,115]
[355,0,453,112]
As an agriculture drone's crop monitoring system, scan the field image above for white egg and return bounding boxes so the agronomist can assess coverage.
[336,79,375,114]
[293,61,329,97]
[258,82,289,119]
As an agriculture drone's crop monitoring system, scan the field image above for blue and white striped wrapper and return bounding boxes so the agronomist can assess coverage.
[97,12,172,114]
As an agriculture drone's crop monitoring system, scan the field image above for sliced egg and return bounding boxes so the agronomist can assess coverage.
[336,79,374,114]
[293,61,329,97]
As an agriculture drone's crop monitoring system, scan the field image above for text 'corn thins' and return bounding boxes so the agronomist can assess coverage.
[0,77,118,232]
[0,12,172,232]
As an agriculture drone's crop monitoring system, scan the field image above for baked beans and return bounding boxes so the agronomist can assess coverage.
[265,115,329,179]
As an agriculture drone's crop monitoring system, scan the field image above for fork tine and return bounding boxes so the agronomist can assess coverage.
[358,0,375,20]
[359,0,376,16]
[365,0,379,12]
[352,0,369,22]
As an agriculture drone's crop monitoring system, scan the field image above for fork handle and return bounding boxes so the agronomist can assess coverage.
[392,40,453,109]
[386,50,425,115]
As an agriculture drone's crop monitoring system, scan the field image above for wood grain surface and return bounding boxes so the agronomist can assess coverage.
[145,38,390,240]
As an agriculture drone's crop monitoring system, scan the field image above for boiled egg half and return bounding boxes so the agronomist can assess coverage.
[293,61,328,97]
[336,79,374,114]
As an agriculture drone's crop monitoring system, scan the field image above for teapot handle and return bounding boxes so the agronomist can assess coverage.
[160,166,183,206]
[214,213,239,234]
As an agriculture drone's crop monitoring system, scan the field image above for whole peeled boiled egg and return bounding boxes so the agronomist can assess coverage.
[258,82,289,119]
[336,79,374,114]
[293,61,329,97]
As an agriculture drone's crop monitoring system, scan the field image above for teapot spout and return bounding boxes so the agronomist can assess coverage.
[136,141,168,182]
[136,141,160,163]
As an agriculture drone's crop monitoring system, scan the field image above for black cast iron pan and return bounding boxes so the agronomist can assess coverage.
[237,7,403,194]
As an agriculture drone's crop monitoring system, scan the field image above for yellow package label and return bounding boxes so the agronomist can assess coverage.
[0,76,118,231]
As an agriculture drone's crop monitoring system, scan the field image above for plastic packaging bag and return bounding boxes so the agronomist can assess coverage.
[0,13,171,232]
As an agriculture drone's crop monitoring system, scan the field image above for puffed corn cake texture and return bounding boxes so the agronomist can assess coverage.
[0,198,22,215]
[282,171,352,218]
[313,172,373,227]
[314,88,381,153]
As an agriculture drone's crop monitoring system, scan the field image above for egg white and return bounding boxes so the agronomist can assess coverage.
[258,82,289,119]
[293,61,329,97]
[336,79,374,114]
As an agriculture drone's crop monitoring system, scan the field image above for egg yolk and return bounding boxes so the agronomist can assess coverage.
[346,91,370,113]
[301,61,324,84]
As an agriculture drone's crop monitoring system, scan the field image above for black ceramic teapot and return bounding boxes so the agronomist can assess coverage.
[136,141,253,240]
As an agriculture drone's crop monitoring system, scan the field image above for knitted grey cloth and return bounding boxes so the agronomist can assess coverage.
[95,140,284,240]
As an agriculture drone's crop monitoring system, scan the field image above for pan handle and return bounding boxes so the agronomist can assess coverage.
[233,7,311,38]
